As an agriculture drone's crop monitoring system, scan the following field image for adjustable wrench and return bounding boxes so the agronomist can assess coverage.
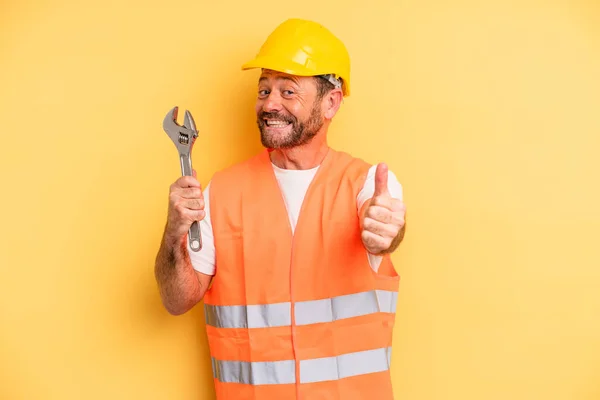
[163,106,202,251]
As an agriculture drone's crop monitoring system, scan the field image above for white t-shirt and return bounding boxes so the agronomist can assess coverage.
[189,163,403,276]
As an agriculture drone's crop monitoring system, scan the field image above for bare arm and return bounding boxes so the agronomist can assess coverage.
[155,231,212,315]
[154,175,212,315]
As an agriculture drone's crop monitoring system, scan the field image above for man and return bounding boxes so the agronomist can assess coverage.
[155,18,406,399]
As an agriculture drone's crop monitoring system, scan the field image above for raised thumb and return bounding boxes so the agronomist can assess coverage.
[373,163,389,197]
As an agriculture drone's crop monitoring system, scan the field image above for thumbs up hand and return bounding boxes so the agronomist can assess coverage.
[361,163,406,255]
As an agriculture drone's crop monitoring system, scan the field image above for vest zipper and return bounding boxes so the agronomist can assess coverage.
[290,235,300,400]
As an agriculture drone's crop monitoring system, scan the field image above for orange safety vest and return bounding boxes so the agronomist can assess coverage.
[203,148,400,399]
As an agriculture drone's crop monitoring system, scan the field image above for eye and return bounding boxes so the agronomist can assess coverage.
[282,90,294,97]
[258,89,270,98]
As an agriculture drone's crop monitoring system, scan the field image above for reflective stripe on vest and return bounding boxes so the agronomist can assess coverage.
[205,290,397,329]
[205,301,291,329]
[212,358,296,385]
[212,347,392,385]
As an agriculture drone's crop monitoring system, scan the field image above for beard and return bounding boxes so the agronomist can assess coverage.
[257,102,324,149]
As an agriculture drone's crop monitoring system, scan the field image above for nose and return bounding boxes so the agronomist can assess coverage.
[262,91,283,113]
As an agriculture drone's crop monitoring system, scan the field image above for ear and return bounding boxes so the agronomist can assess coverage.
[323,88,344,119]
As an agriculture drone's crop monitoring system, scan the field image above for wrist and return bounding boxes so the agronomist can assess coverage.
[163,224,185,250]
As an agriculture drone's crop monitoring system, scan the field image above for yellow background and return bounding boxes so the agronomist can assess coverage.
[1,0,599,399]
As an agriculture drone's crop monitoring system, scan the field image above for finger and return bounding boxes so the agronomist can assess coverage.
[192,169,197,178]
[363,217,399,238]
[177,187,203,199]
[361,230,392,253]
[369,196,393,212]
[373,163,389,197]
[174,175,201,189]
[365,205,405,229]
[183,209,205,223]
[393,200,406,213]
[170,207,206,227]
[166,209,206,239]
[391,211,405,227]
[365,205,393,223]
[178,198,205,210]
[371,197,405,213]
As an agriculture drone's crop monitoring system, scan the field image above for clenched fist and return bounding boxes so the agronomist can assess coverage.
[165,171,206,244]
[361,163,406,255]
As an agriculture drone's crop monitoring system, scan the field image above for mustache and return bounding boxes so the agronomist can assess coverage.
[259,111,296,124]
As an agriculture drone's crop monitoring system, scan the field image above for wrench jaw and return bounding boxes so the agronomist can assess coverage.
[181,110,198,152]
[183,110,197,133]
[163,106,198,155]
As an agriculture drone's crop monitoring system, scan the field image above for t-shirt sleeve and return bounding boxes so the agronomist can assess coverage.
[188,181,216,276]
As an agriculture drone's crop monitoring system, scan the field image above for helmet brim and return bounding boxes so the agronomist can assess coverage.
[242,56,350,96]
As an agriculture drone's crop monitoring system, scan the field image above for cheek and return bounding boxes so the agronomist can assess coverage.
[255,101,263,114]
[283,100,308,119]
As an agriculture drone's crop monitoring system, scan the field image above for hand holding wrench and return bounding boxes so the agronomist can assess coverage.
[163,106,202,251]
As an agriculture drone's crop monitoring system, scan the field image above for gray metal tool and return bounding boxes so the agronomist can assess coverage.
[163,106,202,251]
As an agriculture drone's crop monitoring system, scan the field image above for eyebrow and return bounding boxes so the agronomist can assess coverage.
[258,76,300,85]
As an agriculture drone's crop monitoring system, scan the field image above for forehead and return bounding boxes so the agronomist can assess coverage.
[259,70,315,88]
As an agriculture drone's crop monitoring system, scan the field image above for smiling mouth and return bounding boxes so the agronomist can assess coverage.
[264,119,291,128]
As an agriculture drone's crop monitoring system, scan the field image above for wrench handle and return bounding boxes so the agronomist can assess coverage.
[180,153,194,177]
[188,221,202,252]
[179,154,202,252]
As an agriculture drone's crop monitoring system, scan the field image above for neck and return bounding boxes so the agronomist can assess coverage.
[268,134,329,170]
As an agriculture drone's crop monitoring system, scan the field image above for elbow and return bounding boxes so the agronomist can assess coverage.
[163,301,190,317]
[162,299,193,316]
[160,291,203,316]
[165,304,191,316]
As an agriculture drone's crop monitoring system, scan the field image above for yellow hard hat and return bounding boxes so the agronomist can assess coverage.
[242,19,351,96]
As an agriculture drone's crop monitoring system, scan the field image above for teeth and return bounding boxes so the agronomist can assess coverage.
[266,120,289,127]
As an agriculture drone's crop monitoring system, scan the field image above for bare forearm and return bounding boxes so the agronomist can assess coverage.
[154,230,204,315]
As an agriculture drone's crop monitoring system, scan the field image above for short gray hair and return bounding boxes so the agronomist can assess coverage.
[315,74,343,99]
[319,74,342,90]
